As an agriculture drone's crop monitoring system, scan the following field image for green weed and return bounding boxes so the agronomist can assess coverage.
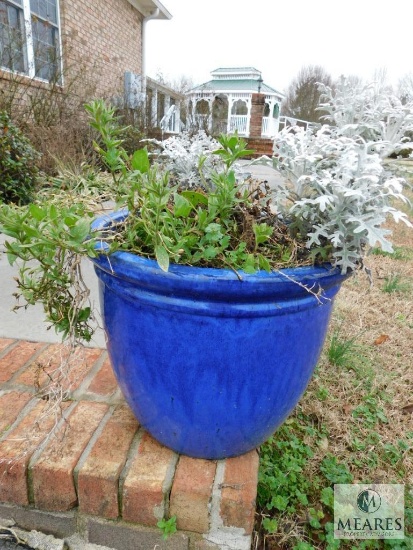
[381,273,412,294]
[370,246,413,261]
[157,515,177,539]
[325,329,372,378]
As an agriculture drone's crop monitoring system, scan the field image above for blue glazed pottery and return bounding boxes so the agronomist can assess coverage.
[91,212,349,459]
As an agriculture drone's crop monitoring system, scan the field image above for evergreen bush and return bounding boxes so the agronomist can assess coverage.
[0,112,40,204]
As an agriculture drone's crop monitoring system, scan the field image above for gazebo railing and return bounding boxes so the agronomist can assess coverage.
[229,115,248,135]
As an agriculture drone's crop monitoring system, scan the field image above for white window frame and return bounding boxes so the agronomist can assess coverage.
[1,0,63,83]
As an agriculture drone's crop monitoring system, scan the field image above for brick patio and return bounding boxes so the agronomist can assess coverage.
[0,338,259,549]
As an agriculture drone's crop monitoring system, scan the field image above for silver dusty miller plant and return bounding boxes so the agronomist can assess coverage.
[147,130,248,188]
[266,78,413,273]
[146,131,223,187]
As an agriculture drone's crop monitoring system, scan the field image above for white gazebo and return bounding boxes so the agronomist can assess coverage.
[186,67,284,137]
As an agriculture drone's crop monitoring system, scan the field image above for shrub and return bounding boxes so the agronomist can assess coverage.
[0,112,40,204]
[389,147,413,159]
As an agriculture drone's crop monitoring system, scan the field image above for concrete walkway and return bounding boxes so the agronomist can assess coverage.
[0,235,105,348]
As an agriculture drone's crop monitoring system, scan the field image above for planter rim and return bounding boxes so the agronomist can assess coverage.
[91,210,349,289]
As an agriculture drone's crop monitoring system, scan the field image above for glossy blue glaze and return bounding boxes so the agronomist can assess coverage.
[91,212,349,459]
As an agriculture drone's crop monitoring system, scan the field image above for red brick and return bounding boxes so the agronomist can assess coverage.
[0,400,68,506]
[65,347,104,391]
[87,355,119,396]
[122,432,177,526]
[16,345,103,392]
[32,401,108,511]
[78,405,138,518]
[0,341,45,383]
[15,343,63,387]
[220,450,259,533]
[0,338,15,353]
[170,456,216,533]
[0,391,33,434]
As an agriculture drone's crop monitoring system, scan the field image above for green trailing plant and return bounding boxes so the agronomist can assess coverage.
[0,111,40,204]
[0,201,98,341]
[0,100,308,350]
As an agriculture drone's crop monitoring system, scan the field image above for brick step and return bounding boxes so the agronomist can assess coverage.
[0,338,259,550]
[245,138,274,157]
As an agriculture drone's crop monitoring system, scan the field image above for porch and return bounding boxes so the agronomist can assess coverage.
[124,72,184,134]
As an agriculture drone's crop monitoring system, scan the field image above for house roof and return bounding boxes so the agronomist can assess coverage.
[189,79,284,98]
[147,76,185,100]
[127,0,171,19]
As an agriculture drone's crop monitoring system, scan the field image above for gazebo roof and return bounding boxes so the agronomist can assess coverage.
[188,67,284,99]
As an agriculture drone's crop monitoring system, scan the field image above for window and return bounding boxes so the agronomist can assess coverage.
[0,0,61,82]
[0,0,26,72]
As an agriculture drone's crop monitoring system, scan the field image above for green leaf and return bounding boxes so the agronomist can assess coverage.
[253,223,273,245]
[49,204,58,220]
[173,194,193,218]
[320,487,334,508]
[203,246,218,259]
[157,516,177,540]
[0,226,19,239]
[262,517,278,533]
[69,219,91,243]
[181,190,208,207]
[226,170,236,185]
[131,148,150,173]
[155,244,170,272]
[296,490,309,506]
[205,223,224,242]
[29,203,46,221]
[258,254,271,272]
[22,223,41,238]
[270,494,289,511]
[77,307,91,322]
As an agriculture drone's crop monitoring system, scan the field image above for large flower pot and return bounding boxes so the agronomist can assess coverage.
[91,212,349,459]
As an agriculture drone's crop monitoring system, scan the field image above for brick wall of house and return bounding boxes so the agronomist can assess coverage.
[0,0,143,114]
[61,0,143,99]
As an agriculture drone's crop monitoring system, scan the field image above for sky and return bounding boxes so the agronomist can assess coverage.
[145,0,412,94]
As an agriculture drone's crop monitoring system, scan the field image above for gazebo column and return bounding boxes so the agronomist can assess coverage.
[226,94,233,134]
[246,98,252,136]
[208,98,213,132]
[249,93,265,137]
[151,89,158,127]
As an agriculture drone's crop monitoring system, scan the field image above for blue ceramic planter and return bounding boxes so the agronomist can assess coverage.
[91,212,348,459]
